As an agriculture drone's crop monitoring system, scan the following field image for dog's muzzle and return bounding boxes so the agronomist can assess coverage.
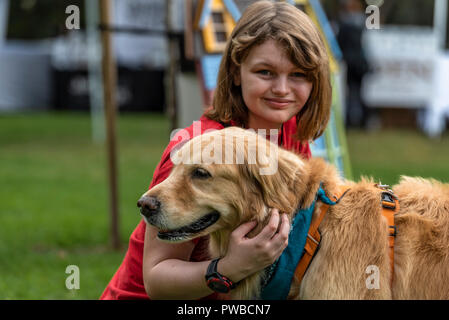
[137,196,160,220]
[137,195,221,242]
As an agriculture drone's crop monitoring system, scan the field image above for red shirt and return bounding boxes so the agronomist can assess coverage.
[100,114,311,300]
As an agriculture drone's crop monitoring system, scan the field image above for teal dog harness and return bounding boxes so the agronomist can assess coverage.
[260,185,340,300]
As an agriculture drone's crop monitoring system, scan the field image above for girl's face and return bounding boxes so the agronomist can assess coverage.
[235,39,313,130]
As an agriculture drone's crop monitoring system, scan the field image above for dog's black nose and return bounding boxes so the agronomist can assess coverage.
[137,196,161,218]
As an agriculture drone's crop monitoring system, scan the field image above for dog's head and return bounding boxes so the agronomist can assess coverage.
[138,127,308,242]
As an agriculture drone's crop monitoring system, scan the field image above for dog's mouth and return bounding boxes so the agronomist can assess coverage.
[157,211,220,242]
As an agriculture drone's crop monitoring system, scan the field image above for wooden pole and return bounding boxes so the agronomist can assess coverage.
[99,0,120,250]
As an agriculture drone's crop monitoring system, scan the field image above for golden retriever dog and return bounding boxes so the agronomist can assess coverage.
[138,127,449,299]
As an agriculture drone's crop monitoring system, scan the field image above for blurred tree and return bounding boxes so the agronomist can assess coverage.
[7,0,85,40]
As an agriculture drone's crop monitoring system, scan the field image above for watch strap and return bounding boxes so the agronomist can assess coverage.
[205,258,237,292]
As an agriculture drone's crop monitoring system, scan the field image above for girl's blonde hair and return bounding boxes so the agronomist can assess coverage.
[205,0,332,142]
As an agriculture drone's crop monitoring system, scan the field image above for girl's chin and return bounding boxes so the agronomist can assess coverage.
[265,111,295,125]
[248,108,297,129]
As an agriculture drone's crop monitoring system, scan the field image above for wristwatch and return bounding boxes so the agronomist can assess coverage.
[205,258,237,293]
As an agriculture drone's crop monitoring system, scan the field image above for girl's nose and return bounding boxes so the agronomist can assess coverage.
[271,76,289,96]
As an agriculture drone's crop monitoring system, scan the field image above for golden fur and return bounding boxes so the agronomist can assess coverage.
[142,127,449,299]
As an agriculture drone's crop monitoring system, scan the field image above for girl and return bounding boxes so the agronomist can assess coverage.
[101,0,331,300]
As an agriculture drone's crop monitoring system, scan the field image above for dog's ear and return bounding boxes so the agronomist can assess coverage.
[239,148,306,216]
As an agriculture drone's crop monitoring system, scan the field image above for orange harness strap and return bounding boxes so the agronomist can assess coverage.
[293,186,351,286]
[379,186,400,283]
[293,185,399,288]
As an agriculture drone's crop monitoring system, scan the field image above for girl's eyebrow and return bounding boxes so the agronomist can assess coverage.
[251,61,275,68]
[252,61,305,72]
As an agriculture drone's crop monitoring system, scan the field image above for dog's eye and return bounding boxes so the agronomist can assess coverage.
[191,167,211,179]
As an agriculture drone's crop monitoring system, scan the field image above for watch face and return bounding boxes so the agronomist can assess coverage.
[208,278,230,293]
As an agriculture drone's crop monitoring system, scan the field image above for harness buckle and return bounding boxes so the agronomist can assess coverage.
[381,191,397,210]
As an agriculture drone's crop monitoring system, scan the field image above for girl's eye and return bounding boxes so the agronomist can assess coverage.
[257,70,272,76]
[191,167,212,179]
[291,72,306,78]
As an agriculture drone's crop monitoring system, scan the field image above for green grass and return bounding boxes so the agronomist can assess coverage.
[0,112,170,299]
[346,128,449,185]
[0,112,448,299]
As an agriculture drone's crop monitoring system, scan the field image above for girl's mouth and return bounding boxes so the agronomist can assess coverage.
[263,98,294,109]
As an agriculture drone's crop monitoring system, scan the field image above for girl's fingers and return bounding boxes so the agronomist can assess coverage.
[255,209,280,241]
[231,219,258,239]
[272,213,290,247]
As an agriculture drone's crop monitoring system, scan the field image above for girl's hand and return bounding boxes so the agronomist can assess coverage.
[217,209,290,283]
